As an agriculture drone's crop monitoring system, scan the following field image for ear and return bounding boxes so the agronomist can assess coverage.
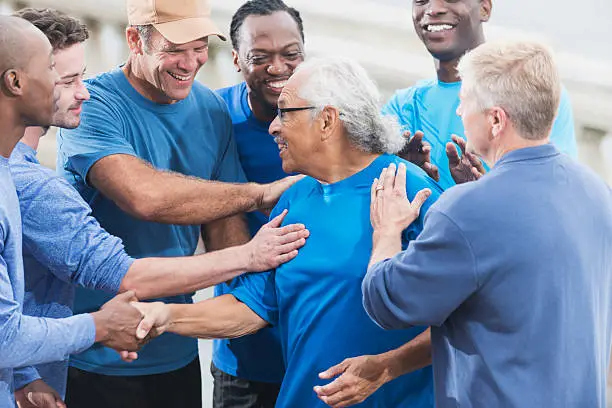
[318,106,340,142]
[232,49,241,72]
[480,0,492,23]
[488,107,506,139]
[125,26,145,55]
[1,69,24,96]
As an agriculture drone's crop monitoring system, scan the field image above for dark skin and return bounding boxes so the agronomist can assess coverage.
[233,11,305,123]
[399,0,492,184]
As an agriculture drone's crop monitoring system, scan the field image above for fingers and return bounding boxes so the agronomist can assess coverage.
[314,376,345,398]
[319,360,348,380]
[393,163,407,195]
[276,222,306,236]
[277,230,309,245]
[410,188,432,215]
[471,166,483,180]
[423,162,440,182]
[370,177,378,206]
[118,350,138,362]
[130,302,156,340]
[265,209,288,228]
[410,130,424,146]
[467,152,486,175]
[273,250,299,265]
[445,142,461,167]
[115,290,138,303]
[382,164,395,192]
[401,130,411,141]
[451,134,468,156]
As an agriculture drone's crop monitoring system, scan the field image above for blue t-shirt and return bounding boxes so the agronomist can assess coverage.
[363,145,612,407]
[57,68,246,376]
[10,142,133,396]
[214,82,286,382]
[383,79,578,190]
[0,156,94,407]
[233,154,442,407]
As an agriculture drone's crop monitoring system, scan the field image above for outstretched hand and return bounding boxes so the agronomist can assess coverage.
[397,131,440,182]
[446,134,486,184]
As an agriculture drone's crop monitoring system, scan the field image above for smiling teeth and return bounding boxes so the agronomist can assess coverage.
[268,81,288,89]
[169,72,191,81]
[427,24,454,32]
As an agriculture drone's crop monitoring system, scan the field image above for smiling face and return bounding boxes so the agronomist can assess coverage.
[268,71,320,174]
[234,11,305,115]
[412,0,491,62]
[130,27,209,103]
[52,42,89,129]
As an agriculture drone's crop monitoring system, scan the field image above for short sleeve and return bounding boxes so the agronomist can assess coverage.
[57,86,136,186]
[363,209,479,329]
[402,166,444,241]
[382,89,416,135]
[549,87,578,158]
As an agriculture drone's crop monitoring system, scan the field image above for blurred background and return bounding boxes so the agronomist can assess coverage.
[1,0,611,405]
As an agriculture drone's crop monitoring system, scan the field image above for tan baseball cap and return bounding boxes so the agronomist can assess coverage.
[127,0,226,44]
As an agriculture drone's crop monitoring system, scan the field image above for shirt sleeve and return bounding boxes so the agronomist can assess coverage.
[403,168,444,241]
[362,209,479,329]
[549,87,578,158]
[57,89,136,186]
[211,108,247,183]
[19,176,134,293]
[382,90,416,135]
[12,366,41,391]
[0,240,96,368]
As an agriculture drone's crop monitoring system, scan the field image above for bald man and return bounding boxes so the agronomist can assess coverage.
[0,16,144,408]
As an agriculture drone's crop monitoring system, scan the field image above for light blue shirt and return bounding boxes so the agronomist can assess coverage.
[383,80,578,189]
[214,82,286,383]
[10,142,133,397]
[363,145,612,407]
[233,154,442,407]
[0,155,95,407]
[57,68,246,376]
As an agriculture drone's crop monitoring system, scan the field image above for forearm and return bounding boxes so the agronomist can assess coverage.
[369,230,403,268]
[0,313,95,368]
[121,245,252,299]
[165,295,267,339]
[377,328,432,382]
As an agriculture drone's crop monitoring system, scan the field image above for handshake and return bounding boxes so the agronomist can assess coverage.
[91,292,171,361]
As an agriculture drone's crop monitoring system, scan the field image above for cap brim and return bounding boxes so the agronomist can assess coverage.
[154,17,226,44]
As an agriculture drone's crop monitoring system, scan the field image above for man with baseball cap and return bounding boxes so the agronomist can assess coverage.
[57,0,298,407]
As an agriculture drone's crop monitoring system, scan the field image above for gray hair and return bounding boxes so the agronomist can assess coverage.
[132,24,155,51]
[295,57,404,154]
[458,39,561,141]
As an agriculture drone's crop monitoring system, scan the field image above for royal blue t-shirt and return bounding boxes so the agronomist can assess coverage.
[383,80,578,190]
[214,82,286,382]
[57,68,246,376]
[232,154,442,407]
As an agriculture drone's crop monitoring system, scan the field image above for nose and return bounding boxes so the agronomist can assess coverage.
[267,56,288,76]
[269,115,282,136]
[76,79,90,101]
[426,0,448,16]
[177,53,201,73]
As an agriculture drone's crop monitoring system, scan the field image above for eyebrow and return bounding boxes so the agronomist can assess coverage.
[60,66,86,81]
[249,43,302,54]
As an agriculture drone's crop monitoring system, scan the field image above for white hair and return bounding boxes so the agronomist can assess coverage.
[294,56,404,154]
[457,39,561,141]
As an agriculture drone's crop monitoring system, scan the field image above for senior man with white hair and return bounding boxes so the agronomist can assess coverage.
[363,40,612,407]
[131,57,444,407]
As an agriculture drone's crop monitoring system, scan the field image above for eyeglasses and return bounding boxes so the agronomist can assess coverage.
[277,106,316,121]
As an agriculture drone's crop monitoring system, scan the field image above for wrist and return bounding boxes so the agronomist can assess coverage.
[372,227,402,245]
[374,353,396,384]
[91,311,109,343]
[246,182,264,212]
[233,243,253,272]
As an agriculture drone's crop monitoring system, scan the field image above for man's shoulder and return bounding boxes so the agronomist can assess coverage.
[388,79,438,103]
[215,82,244,102]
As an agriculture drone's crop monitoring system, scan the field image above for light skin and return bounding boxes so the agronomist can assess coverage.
[85,26,301,228]
[129,69,434,407]
[403,0,493,184]
[233,11,305,122]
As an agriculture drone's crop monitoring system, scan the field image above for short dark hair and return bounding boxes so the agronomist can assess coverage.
[230,0,304,51]
[14,7,88,51]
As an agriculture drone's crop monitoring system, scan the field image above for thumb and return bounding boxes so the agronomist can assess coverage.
[131,302,155,339]
[26,391,60,408]
[445,142,460,166]
[265,209,288,228]
[319,360,348,380]
[410,188,432,214]
[116,290,138,303]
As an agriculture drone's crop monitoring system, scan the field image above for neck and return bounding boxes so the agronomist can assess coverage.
[488,132,551,167]
[0,104,26,158]
[21,127,42,151]
[435,37,486,83]
[308,142,380,184]
[248,93,277,123]
[123,57,175,105]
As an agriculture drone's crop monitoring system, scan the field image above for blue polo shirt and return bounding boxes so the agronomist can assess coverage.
[363,145,612,407]
[383,80,578,189]
[214,82,286,382]
[0,156,95,407]
[57,68,246,376]
[232,154,442,407]
[10,142,133,397]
